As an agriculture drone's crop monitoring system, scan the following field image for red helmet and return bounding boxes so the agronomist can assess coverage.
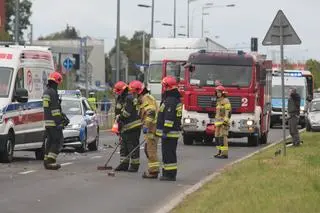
[162,76,177,91]
[48,71,63,85]
[113,81,128,95]
[216,85,227,94]
[129,80,144,94]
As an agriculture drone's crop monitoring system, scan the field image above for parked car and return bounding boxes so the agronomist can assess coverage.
[305,98,320,132]
[59,91,100,152]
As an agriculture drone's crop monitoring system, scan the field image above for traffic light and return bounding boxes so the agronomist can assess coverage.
[73,54,80,69]
[251,37,258,52]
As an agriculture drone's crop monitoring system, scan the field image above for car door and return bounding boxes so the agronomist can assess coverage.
[82,99,95,142]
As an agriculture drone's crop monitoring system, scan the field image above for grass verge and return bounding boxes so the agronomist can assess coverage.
[171,132,320,213]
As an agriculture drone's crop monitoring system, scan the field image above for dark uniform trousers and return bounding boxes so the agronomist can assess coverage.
[45,127,63,162]
[161,138,178,178]
[120,128,141,168]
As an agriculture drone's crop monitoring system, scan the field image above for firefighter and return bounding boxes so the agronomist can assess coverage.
[156,76,182,181]
[88,91,97,111]
[129,80,160,179]
[214,85,231,159]
[114,81,143,172]
[42,71,69,170]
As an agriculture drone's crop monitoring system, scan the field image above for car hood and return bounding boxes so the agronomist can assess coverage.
[308,112,320,121]
[66,114,83,125]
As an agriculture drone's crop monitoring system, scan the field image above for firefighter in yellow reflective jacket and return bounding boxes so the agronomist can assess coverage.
[214,85,231,159]
[129,80,160,179]
[88,92,97,111]
[114,81,143,172]
[156,76,182,181]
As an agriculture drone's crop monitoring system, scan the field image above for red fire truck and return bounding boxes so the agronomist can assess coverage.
[181,50,273,146]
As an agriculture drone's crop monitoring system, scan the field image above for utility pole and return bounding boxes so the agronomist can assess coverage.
[14,0,19,44]
[29,24,33,45]
[173,0,176,38]
[84,37,89,98]
[142,32,145,64]
[116,0,121,82]
[151,0,154,37]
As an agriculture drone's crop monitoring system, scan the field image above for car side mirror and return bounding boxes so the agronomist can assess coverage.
[14,88,28,103]
[85,110,94,116]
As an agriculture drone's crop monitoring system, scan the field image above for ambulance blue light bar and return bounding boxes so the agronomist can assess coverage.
[58,90,82,97]
[273,71,302,77]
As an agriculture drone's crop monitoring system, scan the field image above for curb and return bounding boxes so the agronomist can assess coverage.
[154,129,305,213]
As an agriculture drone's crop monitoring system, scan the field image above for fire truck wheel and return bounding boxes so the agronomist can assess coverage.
[204,136,214,145]
[183,134,194,145]
[247,134,260,147]
[260,133,268,144]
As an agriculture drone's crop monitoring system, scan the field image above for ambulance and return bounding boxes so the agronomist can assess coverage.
[0,45,55,162]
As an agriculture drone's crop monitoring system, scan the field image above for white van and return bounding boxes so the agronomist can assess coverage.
[0,45,55,162]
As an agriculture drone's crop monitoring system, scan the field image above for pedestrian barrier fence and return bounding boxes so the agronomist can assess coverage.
[94,101,115,129]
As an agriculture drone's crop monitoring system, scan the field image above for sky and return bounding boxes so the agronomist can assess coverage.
[29,0,320,62]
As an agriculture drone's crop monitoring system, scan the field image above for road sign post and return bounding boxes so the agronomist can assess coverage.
[262,10,302,156]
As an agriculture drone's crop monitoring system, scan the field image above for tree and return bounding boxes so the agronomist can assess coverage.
[38,24,80,40]
[5,0,32,41]
[109,31,151,76]
[306,59,320,89]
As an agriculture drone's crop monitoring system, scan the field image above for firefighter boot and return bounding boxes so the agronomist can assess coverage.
[142,171,159,179]
[44,158,61,170]
[128,164,139,172]
[114,162,129,171]
[216,136,228,159]
[214,137,222,158]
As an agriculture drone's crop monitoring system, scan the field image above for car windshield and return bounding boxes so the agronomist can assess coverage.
[148,63,162,83]
[61,100,82,115]
[311,101,320,112]
[272,85,306,100]
[189,64,252,87]
[166,62,185,81]
[0,67,13,97]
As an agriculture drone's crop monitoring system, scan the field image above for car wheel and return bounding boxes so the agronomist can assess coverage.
[35,137,46,160]
[77,131,87,153]
[203,135,214,145]
[0,132,14,163]
[88,131,99,151]
[306,122,311,132]
[183,133,194,145]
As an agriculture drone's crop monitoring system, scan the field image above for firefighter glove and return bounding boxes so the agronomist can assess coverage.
[143,127,149,134]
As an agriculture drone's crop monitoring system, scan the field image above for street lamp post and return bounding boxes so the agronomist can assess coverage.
[187,0,197,38]
[15,0,19,44]
[201,3,235,38]
[116,0,120,82]
[138,1,155,37]
[174,0,176,38]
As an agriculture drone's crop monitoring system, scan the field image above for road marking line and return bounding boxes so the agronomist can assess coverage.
[154,129,306,213]
[19,170,36,175]
[91,156,103,159]
[60,162,73,167]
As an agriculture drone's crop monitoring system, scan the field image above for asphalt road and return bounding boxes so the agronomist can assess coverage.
[0,128,288,213]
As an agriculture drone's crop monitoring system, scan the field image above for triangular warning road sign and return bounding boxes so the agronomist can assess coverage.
[262,10,301,46]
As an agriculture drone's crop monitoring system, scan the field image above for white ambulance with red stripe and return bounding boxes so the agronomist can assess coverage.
[0,45,55,163]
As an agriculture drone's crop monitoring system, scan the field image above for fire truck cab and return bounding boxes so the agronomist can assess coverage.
[182,50,272,146]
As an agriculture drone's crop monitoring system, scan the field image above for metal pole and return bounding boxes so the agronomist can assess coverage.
[280,14,286,156]
[84,37,89,98]
[30,24,33,45]
[151,0,154,37]
[187,0,190,38]
[142,32,145,64]
[201,12,204,38]
[14,0,19,44]
[174,0,176,38]
[116,0,120,82]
